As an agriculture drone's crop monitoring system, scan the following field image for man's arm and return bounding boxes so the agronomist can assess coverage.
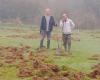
[40,16,44,33]
[69,19,75,29]
[59,20,63,28]
[52,16,57,26]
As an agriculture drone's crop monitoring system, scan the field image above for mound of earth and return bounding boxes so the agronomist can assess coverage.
[88,63,100,79]
[17,53,88,80]
[6,34,39,39]
[0,45,31,66]
[0,46,94,80]
[88,54,100,60]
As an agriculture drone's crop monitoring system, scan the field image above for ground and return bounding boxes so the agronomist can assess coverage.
[0,24,100,80]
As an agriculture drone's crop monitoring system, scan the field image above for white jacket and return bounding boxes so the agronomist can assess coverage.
[60,19,75,34]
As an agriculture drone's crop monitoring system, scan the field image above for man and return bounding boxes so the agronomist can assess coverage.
[40,8,56,49]
[60,13,75,53]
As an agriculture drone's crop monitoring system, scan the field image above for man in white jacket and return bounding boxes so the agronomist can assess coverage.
[60,13,75,53]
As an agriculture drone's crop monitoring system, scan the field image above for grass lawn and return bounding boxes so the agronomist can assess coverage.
[0,24,100,80]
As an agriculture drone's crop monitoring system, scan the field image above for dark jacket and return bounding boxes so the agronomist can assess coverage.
[40,16,55,32]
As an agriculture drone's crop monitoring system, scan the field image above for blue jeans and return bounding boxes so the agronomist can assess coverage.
[41,30,51,40]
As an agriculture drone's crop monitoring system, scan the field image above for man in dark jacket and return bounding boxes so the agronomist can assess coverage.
[40,8,56,49]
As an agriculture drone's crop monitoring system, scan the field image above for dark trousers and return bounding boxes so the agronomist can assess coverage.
[40,30,51,49]
[62,34,71,52]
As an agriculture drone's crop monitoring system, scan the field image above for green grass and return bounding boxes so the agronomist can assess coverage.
[0,24,100,80]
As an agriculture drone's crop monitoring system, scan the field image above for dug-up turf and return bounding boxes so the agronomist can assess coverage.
[88,63,100,79]
[88,54,100,60]
[0,46,99,80]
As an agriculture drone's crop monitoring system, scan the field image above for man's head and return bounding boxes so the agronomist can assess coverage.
[62,13,68,21]
[45,8,51,16]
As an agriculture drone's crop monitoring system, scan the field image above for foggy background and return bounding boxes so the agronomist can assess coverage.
[0,0,100,29]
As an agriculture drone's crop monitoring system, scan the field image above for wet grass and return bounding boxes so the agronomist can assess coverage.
[0,25,100,80]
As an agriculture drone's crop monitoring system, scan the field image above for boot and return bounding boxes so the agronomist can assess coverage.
[68,40,71,54]
[68,45,71,54]
[40,39,44,48]
[64,43,67,52]
[47,40,50,49]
